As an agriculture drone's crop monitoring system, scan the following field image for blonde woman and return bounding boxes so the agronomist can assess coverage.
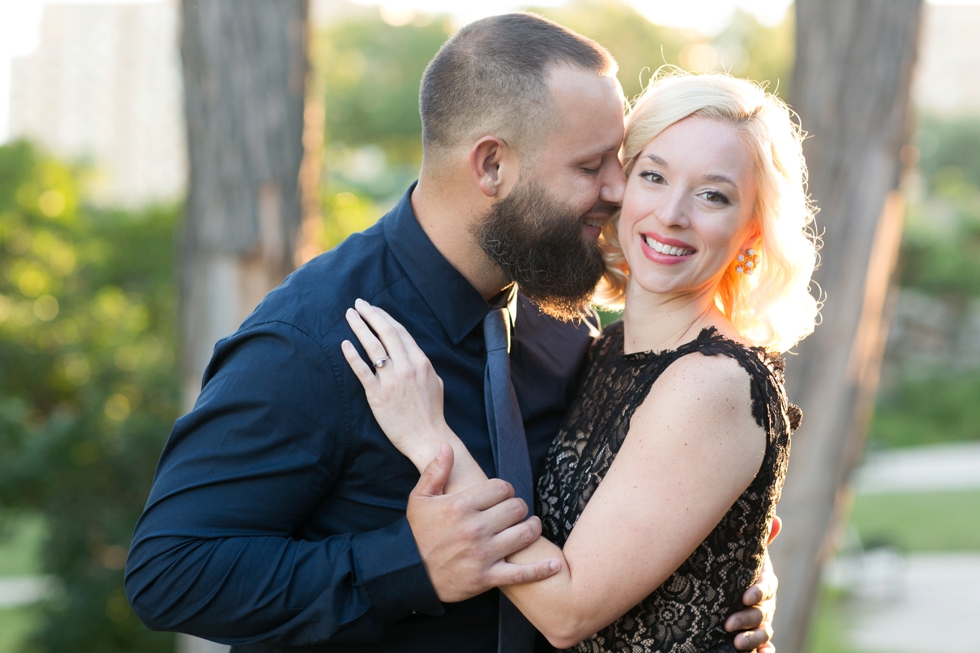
[342,72,817,653]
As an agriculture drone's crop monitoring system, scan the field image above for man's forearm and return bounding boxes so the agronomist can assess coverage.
[125,518,443,645]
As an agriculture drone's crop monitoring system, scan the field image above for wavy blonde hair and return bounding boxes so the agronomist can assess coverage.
[596,70,820,353]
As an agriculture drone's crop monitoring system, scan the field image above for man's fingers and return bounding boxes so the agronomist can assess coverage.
[479,496,530,534]
[725,606,763,632]
[767,515,782,545]
[486,557,561,588]
[412,443,453,498]
[455,477,515,512]
[749,560,778,604]
[487,515,542,559]
[732,626,773,652]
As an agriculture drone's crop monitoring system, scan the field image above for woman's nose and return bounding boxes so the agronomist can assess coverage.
[656,192,690,228]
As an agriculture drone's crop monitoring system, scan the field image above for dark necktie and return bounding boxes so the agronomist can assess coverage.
[483,302,537,653]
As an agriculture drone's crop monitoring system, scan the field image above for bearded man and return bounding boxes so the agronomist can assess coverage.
[125,13,776,653]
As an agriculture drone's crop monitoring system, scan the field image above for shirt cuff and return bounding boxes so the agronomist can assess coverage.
[351,516,445,624]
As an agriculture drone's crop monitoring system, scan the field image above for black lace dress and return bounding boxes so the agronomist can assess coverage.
[536,322,800,653]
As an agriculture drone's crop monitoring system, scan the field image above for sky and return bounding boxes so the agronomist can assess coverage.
[1,0,978,142]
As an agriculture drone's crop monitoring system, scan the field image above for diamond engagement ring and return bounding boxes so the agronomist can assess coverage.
[373,356,389,369]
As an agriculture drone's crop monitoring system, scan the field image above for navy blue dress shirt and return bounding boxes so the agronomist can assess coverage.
[125,184,595,652]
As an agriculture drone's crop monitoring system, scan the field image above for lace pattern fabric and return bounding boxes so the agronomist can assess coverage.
[536,322,800,653]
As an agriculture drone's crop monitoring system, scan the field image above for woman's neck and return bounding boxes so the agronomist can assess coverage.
[620,282,723,355]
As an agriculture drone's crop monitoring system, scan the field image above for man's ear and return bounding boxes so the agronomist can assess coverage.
[469,136,515,198]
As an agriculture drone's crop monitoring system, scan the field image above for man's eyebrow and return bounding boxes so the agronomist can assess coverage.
[578,142,622,161]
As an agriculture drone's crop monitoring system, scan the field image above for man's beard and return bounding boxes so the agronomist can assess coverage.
[474,178,613,322]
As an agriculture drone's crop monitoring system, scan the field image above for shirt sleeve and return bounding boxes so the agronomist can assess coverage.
[124,320,444,646]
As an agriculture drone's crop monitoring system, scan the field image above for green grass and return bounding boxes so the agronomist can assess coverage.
[848,490,980,552]
[0,514,45,577]
[806,588,867,653]
[0,605,40,653]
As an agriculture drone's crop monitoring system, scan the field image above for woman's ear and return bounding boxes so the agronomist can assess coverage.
[469,136,514,197]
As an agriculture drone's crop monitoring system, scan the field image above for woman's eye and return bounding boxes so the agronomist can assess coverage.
[701,190,730,205]
[639,171,665,184]
[581,166,600,175]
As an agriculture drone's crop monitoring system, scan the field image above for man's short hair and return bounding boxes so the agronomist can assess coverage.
[419,13,617,157]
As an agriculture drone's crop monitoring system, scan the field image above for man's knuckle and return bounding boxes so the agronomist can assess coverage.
[489,479,511,496]
[520,524,535,544]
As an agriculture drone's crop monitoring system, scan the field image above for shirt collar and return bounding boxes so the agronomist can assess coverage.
[385,183,514,345]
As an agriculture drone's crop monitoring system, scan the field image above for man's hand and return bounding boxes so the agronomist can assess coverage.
[407,444,562,603]
[726,515,781,652]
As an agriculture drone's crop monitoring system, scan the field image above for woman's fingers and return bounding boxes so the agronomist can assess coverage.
[354,298,409,364]
[341,340,378,390]
[345,307,389,369]
[372,304,424,352]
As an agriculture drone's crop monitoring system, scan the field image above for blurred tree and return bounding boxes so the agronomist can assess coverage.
[179,0,308,408]
[178,1,309,651]
[0,141,178,652]
[770,1,923,651]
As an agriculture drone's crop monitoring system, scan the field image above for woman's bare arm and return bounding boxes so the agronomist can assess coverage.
[342,301,767,648]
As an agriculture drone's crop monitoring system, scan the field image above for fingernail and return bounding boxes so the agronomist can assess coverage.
[355,298,367,307]
[549,561,560,571]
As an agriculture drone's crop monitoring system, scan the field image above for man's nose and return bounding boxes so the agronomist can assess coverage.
[599,160,625,205]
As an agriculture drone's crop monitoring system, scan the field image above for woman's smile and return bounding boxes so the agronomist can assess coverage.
[640,232,697,264]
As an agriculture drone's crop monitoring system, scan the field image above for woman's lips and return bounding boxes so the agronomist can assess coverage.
[640,232,696,264]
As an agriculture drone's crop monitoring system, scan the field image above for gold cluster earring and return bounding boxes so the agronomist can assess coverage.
[735,249,759,275]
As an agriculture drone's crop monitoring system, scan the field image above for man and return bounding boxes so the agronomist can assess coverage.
[126,13,776,652]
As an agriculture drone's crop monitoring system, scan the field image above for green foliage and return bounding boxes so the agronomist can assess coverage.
[536,0,691,101]
[918,115,980,192]
[0,513,45,575]
[316,14,451,162]
[898,116,980,298]
[0,606,42,653]
[871,371,980,448]
[0,141,176,653]
[539,3,793,101]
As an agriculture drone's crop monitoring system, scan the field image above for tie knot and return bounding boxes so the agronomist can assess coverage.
[483,307,510,353]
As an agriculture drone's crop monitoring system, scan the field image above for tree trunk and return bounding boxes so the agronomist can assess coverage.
[178,0,308,650]
[770,2,922,651]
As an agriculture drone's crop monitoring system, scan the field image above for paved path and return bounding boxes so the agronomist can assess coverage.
[855,441,980,494]
[848,553,980,653]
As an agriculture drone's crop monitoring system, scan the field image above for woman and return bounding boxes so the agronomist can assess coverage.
[341,72,818,652]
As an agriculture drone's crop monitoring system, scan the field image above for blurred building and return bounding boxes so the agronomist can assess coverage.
[8,1,185,207]
[914,3,980,115]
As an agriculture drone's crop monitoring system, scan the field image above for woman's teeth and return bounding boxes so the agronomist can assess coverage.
[642,234,694,257]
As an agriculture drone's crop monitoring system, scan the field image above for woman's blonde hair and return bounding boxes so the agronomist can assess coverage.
[596,69,820,353]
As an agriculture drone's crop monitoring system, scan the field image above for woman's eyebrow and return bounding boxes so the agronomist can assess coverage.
[704,173,738,187]
[642,153,669,167]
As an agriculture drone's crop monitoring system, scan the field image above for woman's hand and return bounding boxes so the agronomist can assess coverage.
[341,299,456,468]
